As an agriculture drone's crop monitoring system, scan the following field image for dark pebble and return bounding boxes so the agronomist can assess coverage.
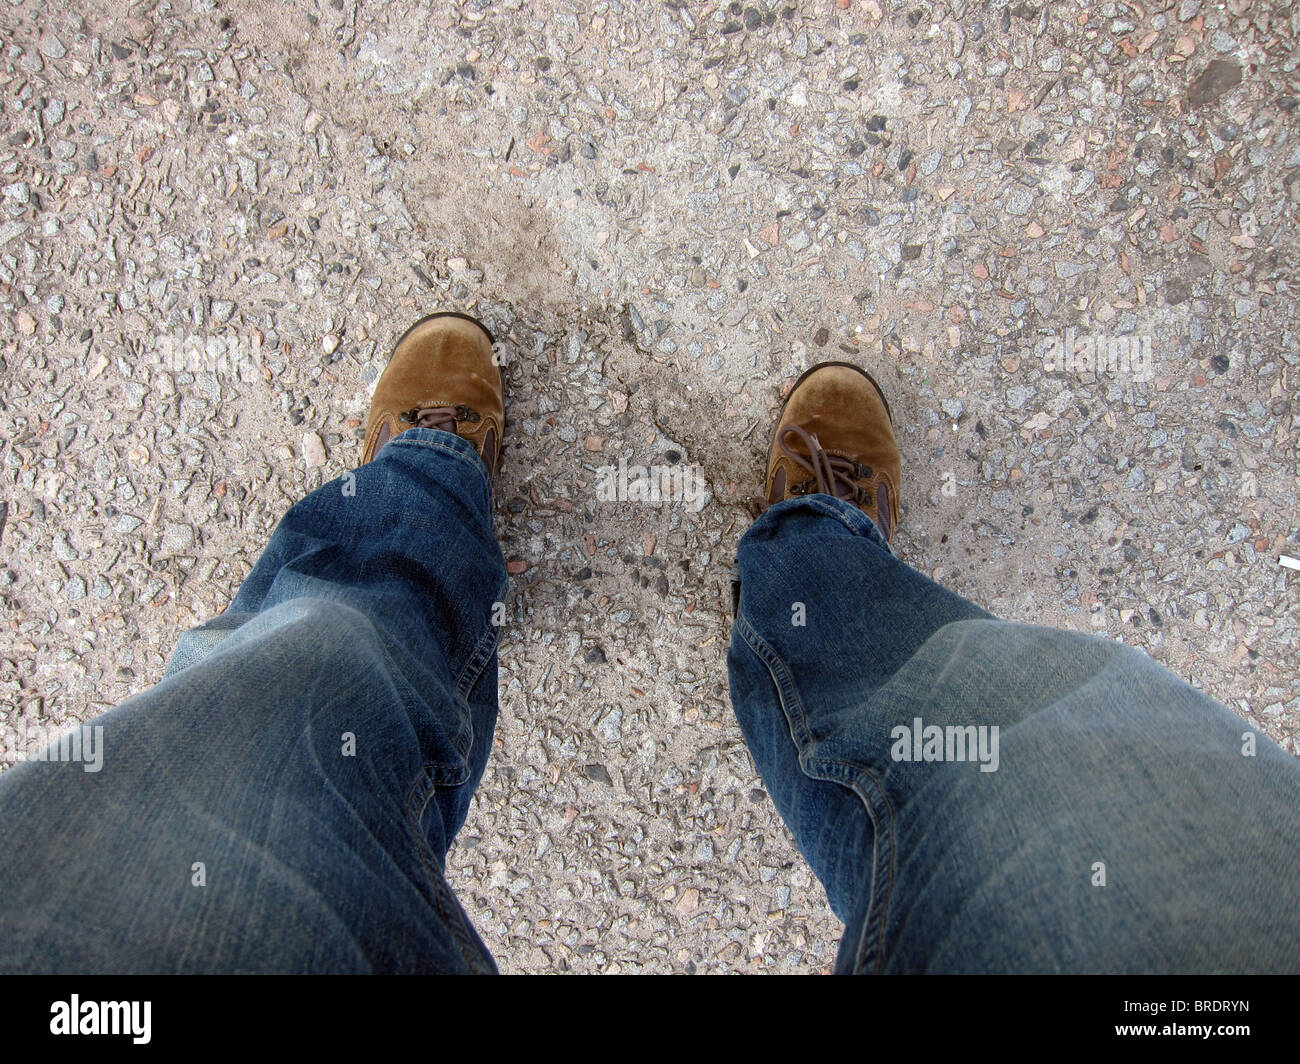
[583,763,612,785]
[1187,60,1242,110]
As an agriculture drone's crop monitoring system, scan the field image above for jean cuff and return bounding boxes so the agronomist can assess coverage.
[729,494,894,619]
[384,426,493,498]
[748,493,894,555]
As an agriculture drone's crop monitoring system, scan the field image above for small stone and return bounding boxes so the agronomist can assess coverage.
[54,532,77,561]
[1187,60,1241,109]
[1055,261,1097,280]
[161,522,195,554]
[0,219,29,247]
[1210,30,1238,54]
[302,432,327,468]
[15,310,36,336]
[1005,187,1034,216]
[583,763,612,786]
[321,333,340,354]
[506,559,529,574]
[40,35,67,59]
[1006,385,1036,410]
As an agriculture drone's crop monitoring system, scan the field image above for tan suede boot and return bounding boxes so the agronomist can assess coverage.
[361,312,504,477]
[764,361,901,541]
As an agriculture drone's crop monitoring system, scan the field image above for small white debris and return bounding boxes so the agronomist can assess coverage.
[1279,555,1300,572]
[302,432,327,469]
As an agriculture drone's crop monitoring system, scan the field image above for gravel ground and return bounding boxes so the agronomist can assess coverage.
[1,0,1297,973]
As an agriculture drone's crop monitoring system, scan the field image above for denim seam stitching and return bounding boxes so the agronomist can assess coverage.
[734,609,897,974]
[405,769,492,973]
[801,753,897,974]
[454,618,501,701]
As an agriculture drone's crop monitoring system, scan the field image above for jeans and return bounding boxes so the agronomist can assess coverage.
[1,428,1296,972]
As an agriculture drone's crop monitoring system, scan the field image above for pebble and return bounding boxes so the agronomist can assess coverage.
[161,522,195,555]
[1055,261,1097,279]
[302,432,327,468]
[1005,188,1035,216]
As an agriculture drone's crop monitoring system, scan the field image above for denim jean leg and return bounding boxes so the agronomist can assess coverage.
[729,494,1300,973]
[0,428,507,973]
[727,495,992,969]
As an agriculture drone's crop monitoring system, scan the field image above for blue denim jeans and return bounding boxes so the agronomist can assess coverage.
[730,497,1300,972]
[1,429,1297,972]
